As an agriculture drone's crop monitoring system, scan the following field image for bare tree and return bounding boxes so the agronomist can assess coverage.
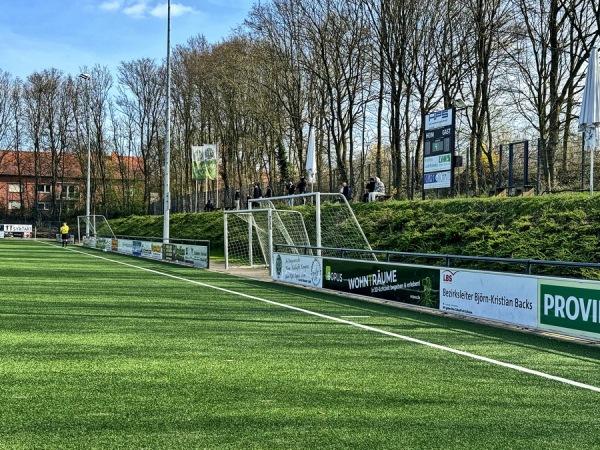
[246,0,309,180]
[509,0,597,191]
[0,70,14,149]
[298,0,373,185]
[82,66,114,216]
[116,59,165,210]
[23,70,68,219]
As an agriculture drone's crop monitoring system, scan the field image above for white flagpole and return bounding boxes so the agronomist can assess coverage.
[591,135,594,196]
[306,125,316,192]
[216,144,219,208]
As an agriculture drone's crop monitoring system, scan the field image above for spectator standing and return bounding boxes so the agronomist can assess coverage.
[366,177,376,202]
[340,182,351,201]
[253,182,262,199]
[286,181,295,206]
[234,189,241,210]
[265,185,273,198]
[286,181,295,195]
[297,177,307,204]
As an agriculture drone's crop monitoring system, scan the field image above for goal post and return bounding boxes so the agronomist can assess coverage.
[223,192,374,270]
[76,215,116,243]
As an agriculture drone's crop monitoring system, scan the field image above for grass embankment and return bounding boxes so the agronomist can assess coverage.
[109,193,600,274]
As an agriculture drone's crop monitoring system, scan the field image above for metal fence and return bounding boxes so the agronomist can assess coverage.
[275,244,600,280]
[151,134,596,214]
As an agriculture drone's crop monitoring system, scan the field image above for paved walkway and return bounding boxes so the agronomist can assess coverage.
[208,261,273,282]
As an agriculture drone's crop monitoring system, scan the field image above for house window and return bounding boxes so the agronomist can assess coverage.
[8,183,22,193]
[37,202,51,211]
[38,184,52,193]
[58,185,79,199]
[8,200,22,210]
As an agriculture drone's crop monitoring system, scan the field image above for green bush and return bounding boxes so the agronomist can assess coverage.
[109,193,600,276]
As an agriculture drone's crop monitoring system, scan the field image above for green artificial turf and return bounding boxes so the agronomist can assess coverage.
[0,239,599,449]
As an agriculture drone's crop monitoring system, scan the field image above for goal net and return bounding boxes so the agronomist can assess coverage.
[76,215,116,242]
[224,192,374,269]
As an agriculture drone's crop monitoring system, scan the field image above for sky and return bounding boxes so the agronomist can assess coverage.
[0,0,256,80]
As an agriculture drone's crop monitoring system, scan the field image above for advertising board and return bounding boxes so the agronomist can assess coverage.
[440,269,537,327]
[83,237,209,268]
[539,279,600,339]
[322,258,440,308]
[424,109,453,130]
[272,253,323,288]
[423,171,452,189]
[424,154,452,173]
[1,224,33,238]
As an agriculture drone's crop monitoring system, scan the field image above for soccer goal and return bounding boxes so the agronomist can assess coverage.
[223,192,375,270]
[76,215,116,242]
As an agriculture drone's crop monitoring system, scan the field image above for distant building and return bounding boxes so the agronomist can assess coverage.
[0,149,143,219]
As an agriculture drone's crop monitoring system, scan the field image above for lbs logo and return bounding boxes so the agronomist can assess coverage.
[442,270,456,283]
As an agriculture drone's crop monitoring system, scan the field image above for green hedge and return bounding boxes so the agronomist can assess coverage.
[109,193,600,277]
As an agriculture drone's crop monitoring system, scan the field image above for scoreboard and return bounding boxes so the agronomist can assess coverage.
[423,108,456,192]
[424,126,452,156]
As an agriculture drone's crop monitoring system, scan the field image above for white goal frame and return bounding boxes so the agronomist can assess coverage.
[76,215,116,243]
[223,192,374,272]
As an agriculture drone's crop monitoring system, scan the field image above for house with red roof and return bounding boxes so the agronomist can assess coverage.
[0,150,143,220]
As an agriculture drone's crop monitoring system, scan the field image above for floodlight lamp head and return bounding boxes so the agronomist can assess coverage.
[79,73,90,80]
[452,98,467,109]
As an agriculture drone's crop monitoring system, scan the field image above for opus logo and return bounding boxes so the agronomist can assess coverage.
[325,265,343,282]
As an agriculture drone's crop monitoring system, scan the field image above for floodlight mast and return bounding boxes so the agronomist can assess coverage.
[163,0,171,244]
[79,72,91,237]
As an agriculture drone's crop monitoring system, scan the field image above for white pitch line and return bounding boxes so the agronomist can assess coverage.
[60,244,600,393]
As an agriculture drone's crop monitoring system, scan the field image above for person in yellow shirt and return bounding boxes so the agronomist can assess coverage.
[60,222,69,248]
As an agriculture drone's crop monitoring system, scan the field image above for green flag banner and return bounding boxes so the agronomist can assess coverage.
[192,144,218,180]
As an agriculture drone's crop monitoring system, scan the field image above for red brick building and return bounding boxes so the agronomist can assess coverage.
[0,150,143,219]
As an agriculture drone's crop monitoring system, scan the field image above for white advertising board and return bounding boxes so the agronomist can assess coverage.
[272,253,323,288]
[177,243,209,268]
[118,239,134,254]
[424,109,453,130]
[440,269,538,327]
[423,171,452,189]
[4,224,32,232]
[424,154,452,173]
[2,224,33,238]
[83,237,209,268]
